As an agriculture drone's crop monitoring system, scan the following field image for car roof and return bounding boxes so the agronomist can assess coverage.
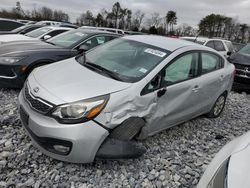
[42,26,73,31]
[77,28,121,35]
[124,35,202,52]
[181,36,232,43]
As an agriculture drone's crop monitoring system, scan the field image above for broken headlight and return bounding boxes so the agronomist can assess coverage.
[51,94,109,124]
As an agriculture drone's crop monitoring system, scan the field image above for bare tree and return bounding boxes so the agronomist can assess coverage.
[131,10,145,30]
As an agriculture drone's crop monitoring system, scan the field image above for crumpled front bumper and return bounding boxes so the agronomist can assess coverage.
[18,91,109,163]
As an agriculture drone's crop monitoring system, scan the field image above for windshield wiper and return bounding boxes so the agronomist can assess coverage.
[84,61,123,81]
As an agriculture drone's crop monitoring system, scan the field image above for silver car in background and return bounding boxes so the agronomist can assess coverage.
[18,36,235,163]
[197,131,250,188]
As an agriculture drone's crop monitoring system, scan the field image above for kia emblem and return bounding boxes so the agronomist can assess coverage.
[33,87,39,93]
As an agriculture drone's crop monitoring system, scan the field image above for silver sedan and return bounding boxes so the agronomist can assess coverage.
[18,35,235,163]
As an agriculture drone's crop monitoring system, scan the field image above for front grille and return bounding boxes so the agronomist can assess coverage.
[234,64,250,78]
[24,84,53,114]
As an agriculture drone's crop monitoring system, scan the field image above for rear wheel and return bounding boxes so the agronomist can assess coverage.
[206,93,227,118]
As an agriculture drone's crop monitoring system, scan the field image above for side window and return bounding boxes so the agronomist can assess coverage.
[201,53,221,74]
[104,35,118,42]
[84,36,115,49]
[206,41,215,49]
[214,41,226,51]
[84,37,100,49]
[163,53,199,86]
[0,21,23,31]
[46,30,67,38]
[225,41,234,52]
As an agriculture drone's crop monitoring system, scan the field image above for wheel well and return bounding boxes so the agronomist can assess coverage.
[109,117,145,141]
[26,60,54,75]
[222,90,228,97]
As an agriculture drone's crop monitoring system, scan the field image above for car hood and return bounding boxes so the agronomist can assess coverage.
[0,34,36,44]
[0,41,62,56]
[197,131,250,188]
[31,57,132,103]
[230,52,250,66]
[228,140,250,188]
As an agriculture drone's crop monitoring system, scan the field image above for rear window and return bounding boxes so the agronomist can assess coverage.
[214,41,225,51]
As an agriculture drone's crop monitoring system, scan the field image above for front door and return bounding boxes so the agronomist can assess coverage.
[144,52,203,135]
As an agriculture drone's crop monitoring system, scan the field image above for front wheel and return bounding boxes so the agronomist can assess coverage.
[206,94,227,118]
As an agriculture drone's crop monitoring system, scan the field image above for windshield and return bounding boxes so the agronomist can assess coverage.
[48,30,87,48]
[25,27,52,38]
[78,38,170,82]
[239,44,250,56]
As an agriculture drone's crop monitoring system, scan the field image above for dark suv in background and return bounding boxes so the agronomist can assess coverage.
[0,19,24,31]
[229,44,250,91]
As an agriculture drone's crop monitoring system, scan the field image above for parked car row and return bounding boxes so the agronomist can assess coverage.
[180,36,235,57]
[0,28,120,88]
[0,18,249,188]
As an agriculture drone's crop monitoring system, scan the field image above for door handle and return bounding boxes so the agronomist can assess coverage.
[220,75,224,81]
[192,85,200,92]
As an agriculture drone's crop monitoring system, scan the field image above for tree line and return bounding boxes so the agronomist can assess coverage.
[0,1,249,43]
[76,2,178,35]
[198,14,249,43]
[0,2,69,22]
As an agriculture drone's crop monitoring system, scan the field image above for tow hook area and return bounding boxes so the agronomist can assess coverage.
[96,138,146,159]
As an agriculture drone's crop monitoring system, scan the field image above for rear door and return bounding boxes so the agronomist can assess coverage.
[198,52,226,111]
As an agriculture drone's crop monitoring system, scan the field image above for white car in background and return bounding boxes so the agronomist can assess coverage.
[197,131,250,188]
[81,26,125,35]
[35,21,62,26]
[0,26,73,44]
[181,37,235,57]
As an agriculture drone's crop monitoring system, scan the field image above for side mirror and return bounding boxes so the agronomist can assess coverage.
[227,51,232,56]
[78,44,90,52]
[150,75,161,89]
[43,35,51,40]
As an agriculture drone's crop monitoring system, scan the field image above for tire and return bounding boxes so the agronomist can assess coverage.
[109,117,145,141]
[206,93,227,118]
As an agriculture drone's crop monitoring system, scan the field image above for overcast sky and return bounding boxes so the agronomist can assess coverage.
[1,0,250,27]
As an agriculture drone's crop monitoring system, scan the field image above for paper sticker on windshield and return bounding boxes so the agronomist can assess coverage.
[144,48,166,57]
[139,68,148,73]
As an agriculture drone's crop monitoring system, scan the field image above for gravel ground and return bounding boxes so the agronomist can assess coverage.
[0,89,249,188]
